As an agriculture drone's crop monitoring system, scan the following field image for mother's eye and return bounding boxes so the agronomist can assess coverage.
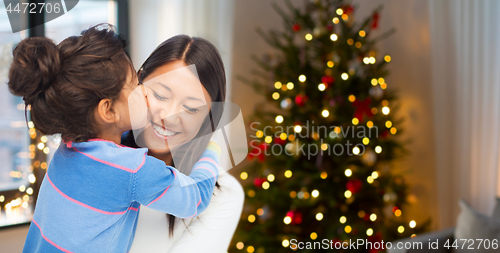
[184,105,199,114]
[152,90,168,101]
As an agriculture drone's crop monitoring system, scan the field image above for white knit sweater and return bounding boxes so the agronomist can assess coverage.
[129,170,244,253]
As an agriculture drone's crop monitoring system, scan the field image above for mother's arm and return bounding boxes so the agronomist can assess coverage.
[167,170,245,253]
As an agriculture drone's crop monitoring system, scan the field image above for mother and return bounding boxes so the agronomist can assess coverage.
[124,36,244,252]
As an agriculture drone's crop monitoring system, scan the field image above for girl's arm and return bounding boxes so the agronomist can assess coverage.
[166,170,245,253]
[133,142,221,218]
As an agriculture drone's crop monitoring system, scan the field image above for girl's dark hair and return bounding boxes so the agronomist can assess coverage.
[8,24,133,142]
[123,35,226,236]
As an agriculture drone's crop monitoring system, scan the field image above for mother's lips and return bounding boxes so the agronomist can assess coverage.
[151,121,179,137]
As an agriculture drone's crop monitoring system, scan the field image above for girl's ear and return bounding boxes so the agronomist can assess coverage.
[96,98,119,124]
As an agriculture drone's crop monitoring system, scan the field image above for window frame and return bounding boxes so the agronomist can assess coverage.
[0,0,129,230]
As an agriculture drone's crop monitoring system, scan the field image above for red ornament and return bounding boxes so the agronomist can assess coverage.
[293,212,303,224]
[286,210,303,225]
[253,177,267,188]
[371,12,380,29]
[274,137,287,145]
[363,213,370,221]
[292,23,301,32]
[343,5,354,15]
[352,98,373,122]
[392,206,399,213]
[321,75,335,85]
[326,24,334,31]
[368,232,383,253]
[248,142,268,162]
[295,215,303,224]
[381,130,389,138]
[295,94,309,107]
[346,179,363,194]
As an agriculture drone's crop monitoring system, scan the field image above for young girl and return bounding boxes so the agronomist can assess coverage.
[8,25,220,252]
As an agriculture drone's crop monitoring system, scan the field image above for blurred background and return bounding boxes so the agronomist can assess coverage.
[1,0,500,252]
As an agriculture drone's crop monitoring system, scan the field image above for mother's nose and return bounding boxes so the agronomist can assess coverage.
[159,104,182,125]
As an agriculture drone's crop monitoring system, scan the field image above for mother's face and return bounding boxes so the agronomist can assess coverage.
[140,60,212,155]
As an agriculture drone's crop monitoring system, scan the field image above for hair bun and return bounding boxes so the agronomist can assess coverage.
[8,37,60,103]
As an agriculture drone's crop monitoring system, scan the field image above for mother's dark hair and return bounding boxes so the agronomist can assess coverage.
[139,35,226,104]
[124,35,226,236]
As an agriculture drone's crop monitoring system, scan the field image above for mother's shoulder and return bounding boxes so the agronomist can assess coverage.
[213,170,245,202]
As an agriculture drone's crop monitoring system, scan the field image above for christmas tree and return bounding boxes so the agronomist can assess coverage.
[230,0,429,252]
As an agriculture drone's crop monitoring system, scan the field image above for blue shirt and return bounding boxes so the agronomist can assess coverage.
[23,139,220,253]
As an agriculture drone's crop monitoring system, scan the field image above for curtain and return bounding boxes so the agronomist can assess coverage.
[429,0,500,228]
[128,0,234,88]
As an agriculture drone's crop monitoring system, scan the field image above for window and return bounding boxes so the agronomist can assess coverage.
[0,4,34,228]
[45,0,117,44]
[0,0,126,229]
